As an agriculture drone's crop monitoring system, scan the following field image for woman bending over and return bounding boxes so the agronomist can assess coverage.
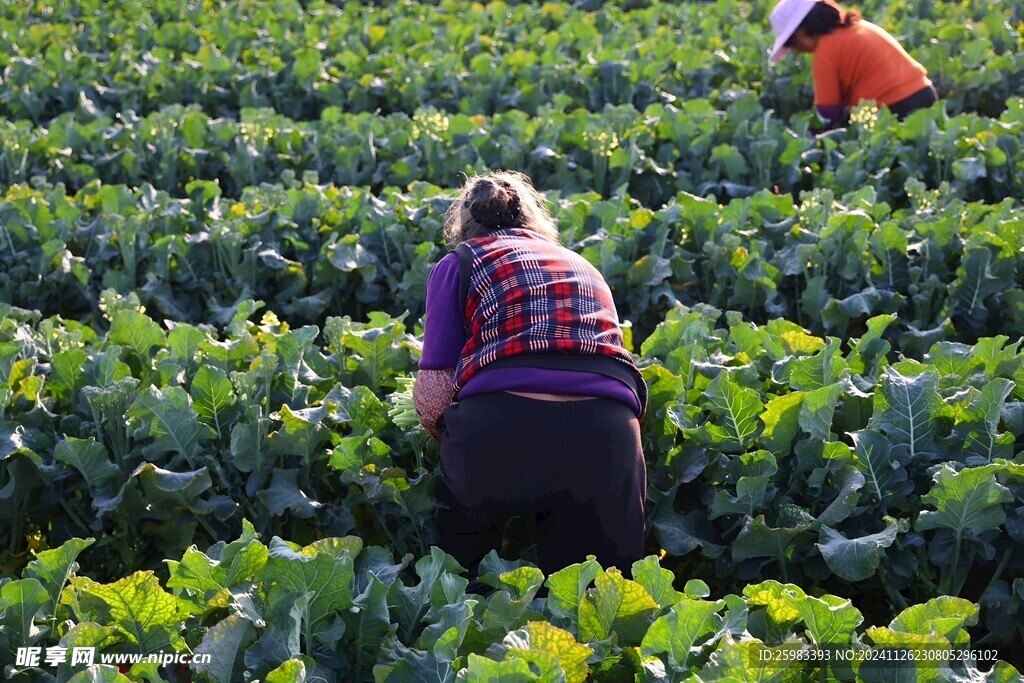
[414,171,648,577]
[770,0,938,128]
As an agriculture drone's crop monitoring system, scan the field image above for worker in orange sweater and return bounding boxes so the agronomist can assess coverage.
[769,0,938,128]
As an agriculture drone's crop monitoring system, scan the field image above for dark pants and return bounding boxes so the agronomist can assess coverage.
[436,392,646,577]
[888,84,939,119]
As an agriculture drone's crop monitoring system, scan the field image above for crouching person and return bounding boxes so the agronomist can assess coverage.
[414,170,647,577]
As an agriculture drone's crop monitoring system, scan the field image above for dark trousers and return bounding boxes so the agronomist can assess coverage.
[436,392,646,577]
[888,84,939,119]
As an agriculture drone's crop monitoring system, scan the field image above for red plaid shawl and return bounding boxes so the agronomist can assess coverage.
[453,229,645,409]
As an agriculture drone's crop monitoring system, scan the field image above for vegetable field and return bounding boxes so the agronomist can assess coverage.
[2,0,1024,681]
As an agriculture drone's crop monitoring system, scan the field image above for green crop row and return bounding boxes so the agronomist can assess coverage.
[0,0,1019,123]
[3,296,1024,657]
[1,530,1019,682]
[4,0,1024,678]
[2,99,1023,204]
[4,176,1024,351]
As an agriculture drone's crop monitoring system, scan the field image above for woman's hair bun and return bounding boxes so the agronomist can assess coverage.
[443,170,560,245]
[467,178,521,230]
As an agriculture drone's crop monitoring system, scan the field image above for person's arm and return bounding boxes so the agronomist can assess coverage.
[812,53,846,130]
[415,252,464,441]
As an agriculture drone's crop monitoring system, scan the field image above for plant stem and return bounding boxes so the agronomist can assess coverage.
[59,498,90,535]
[942,532,963,596]
[975,548,1013,602]
[879,569,909,612]
[952,545,976,597]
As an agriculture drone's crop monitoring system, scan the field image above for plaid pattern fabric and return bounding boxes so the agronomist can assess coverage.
[454,229,641,395]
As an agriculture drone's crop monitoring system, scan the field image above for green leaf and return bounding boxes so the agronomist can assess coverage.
[25,537,95,608]
[127,385,216,462]
[329,434,391,472]
[685,580,711,599]
[168,324,206,366]
[80,572,186,653]
[711,474,774,521]
[492,566,545,603]
[848,314,897,377]
[712,450,774,520]
[811,465,864,530]
[221,530,271,585]
[243,594,304,674]
[701,636,806,681]
[50,348,89,400]
[797,383,844,442]
[167,527,268,605]
[858,627,948,683]
[267,404,329,463]
[56,622,125,680]
[476,567,545,638]
[374,637,445,681]
[850,429,912,509]
[817,517,898,582]
[504,621,593,683]
[262,536,359,645]
[463,654,535,682]
[292,45,322,84]
[744,581,806,627]
[0,422,28,460]
[108,310,166,360]
[256,469,322,518]
[421,599,475,663]
[916,463,1013,537]
[578,568,658,645]
[339,384,391,436]
[326,237,379,274]
[956,378,1015,462]
[133,463,223,515]
[640,599,724,673]
[345,574,393,675]
[191,365,238,436]
[54,438,120,489]
[630,556,682,610]
[331,314,410,391]
[0,578,50,649]
[788,338,847,390]
[982,662,1023,682]
[760,392,807,456]
[192,615,257,683]
[732,515,810,565]
[870,367,939,461]
[544,557,602,637]
[949,248,1010,332]
[653,506,724,558]
[889,596,978,642]
[791,594,863,646]
[67,666,133,683]
[265,658,307,683]
[390,546,463,638]
[701,371,763,451]
[230,415,271,474]
[377,469,437,528]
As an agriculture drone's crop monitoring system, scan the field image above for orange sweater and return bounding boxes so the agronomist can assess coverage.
[812,20,931,108]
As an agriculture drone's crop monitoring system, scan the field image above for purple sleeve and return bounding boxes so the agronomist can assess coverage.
[420,252,465,370]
